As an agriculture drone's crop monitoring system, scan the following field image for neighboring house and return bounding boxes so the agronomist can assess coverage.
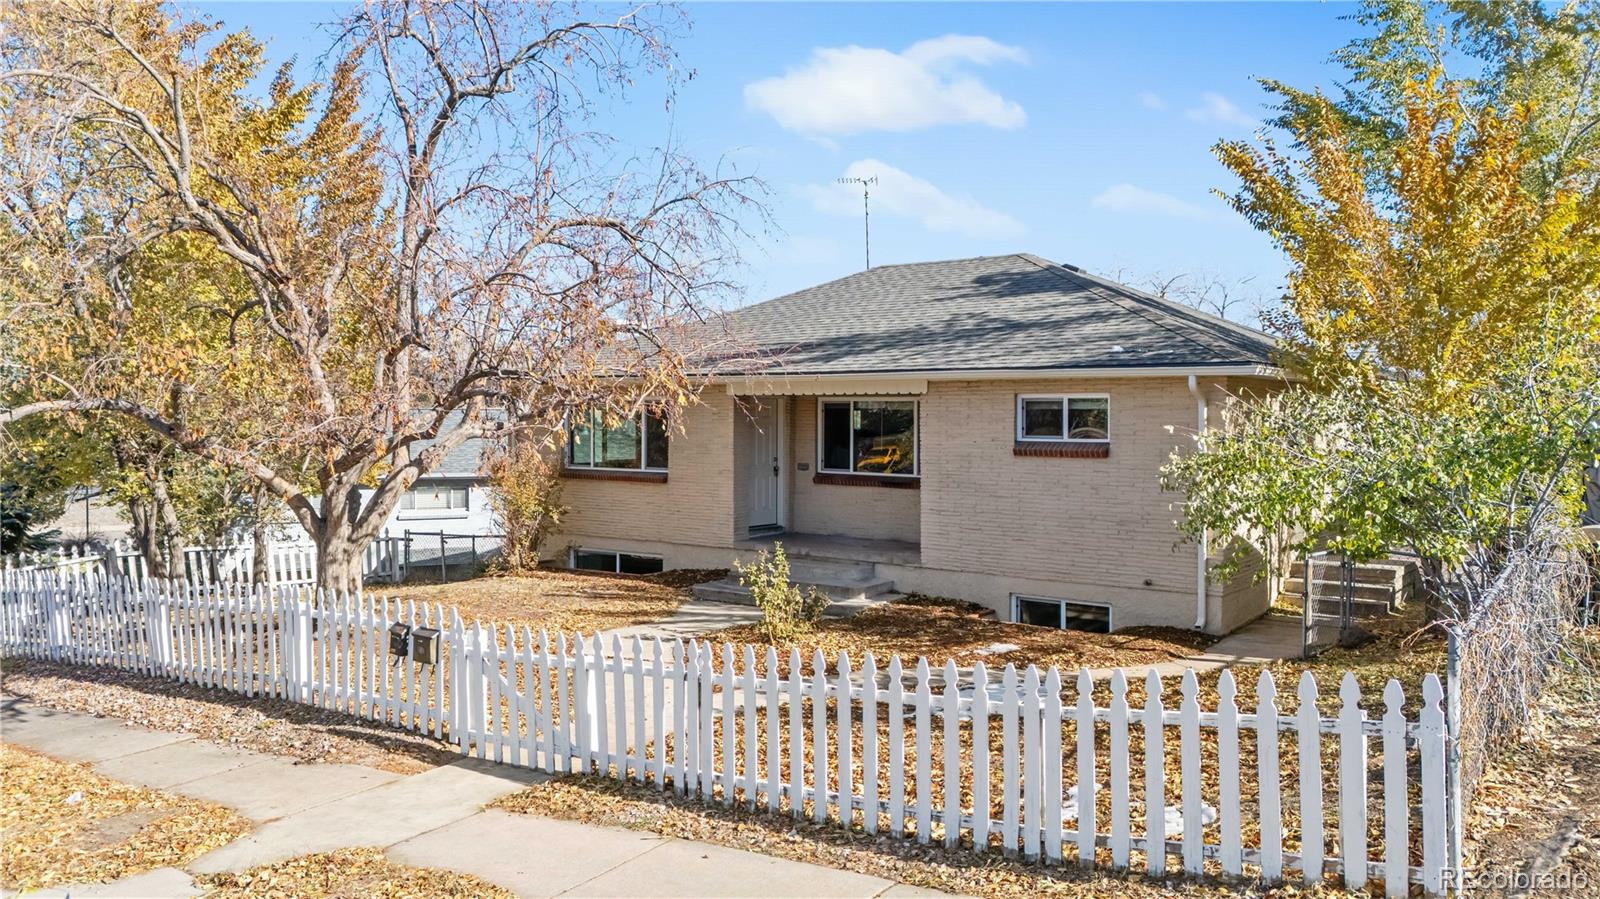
[368,414,501,539]
[548,253,1285,635]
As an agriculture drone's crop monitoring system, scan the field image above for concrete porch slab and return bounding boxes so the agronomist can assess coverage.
[733,532,921,567]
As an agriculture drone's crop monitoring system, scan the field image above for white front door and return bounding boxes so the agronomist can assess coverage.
[746,402,781,528]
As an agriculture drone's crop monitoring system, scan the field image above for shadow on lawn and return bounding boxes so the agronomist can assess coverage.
[1,657,460,773]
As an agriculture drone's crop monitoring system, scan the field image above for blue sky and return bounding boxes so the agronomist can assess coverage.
[197,2,1366,317]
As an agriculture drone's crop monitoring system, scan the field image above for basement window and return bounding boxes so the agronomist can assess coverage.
[1011,595,1112,633]
[571,548,664,575]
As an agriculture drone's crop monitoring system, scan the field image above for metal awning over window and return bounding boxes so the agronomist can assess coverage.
[722,376,926,396]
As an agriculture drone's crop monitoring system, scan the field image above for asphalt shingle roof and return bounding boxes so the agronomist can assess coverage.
[706,253,1277,375]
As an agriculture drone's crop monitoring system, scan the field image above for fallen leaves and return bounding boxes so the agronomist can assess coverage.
[2,657,459,774]
[384,567,725,636]
[494,775,1364,899]
[0,743,250,891]
[708,594,1218,674]
[196,847,516,898]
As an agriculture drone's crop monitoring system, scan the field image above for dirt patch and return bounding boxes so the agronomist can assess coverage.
[383,567,725,635]
[0,743,250,891]
[0,658,459,774]
[707,595,1217,674]
[197,846,516,898]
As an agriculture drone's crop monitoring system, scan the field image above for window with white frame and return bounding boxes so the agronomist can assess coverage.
[570,547,665,575]
[1011,595,1112,633]
[567,409,669,471]
[1016,394,1110,442]
[818,399,918,475]
[399,484,469,512]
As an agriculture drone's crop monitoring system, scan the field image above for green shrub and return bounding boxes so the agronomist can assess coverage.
[734,543,828,643]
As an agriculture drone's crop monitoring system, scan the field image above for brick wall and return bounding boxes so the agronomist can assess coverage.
[554,392,736,558]
[918,376,1250,629]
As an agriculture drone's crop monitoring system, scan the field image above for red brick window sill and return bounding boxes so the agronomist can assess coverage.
[561,468,669,484]
[1013,441,1111,459]
[812,472,921,489]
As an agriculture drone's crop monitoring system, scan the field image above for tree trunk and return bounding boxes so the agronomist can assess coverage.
[251,518,270,585]
[1420,555,1450,624]
[151,475,185,579]
[126,493,167,578]
[311,481,367,593]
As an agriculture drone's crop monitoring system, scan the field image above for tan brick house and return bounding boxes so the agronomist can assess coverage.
[548,254,1283,635]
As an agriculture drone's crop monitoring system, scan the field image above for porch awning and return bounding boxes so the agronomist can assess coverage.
[721,375,927,396]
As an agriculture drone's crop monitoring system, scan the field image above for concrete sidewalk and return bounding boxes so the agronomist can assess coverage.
[0,697,959,899]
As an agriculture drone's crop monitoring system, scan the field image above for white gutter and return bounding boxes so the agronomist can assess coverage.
[1187,375,1209,630]
[709,364,1283,385]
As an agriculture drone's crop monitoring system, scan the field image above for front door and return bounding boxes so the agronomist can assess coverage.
[745,401,781,529]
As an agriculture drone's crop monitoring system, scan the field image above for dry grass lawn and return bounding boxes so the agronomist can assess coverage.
[383,567,724,635]
[197,847,516,898]
[709,595,1217,674]
[0,743,250,891]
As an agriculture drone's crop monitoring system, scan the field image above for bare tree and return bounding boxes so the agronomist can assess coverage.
[0,1,764,587]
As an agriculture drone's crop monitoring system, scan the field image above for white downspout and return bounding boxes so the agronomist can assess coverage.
[1187,375,1209,630]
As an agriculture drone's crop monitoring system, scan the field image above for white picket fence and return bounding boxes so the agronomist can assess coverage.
[0,571,1456,896]
[2,537,404,588]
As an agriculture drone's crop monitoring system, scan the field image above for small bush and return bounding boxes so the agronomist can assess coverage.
[485,443,566,574]
[734,543,828,643]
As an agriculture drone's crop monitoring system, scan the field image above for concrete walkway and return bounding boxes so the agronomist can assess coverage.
[1,698,960,899]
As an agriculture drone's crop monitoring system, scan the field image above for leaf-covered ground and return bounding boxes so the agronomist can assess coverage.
[384,567,725,636]
[708,595,1218,674]
[0,743,250,891]
[494,774,1361,899]
[1,657,459,774]
[1462,633,1600,896]
[196,847,515,898]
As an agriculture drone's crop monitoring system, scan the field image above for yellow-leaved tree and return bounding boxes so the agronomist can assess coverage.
[1216,73,1600,404]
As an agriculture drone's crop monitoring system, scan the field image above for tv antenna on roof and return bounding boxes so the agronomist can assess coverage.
[836,175,877,269]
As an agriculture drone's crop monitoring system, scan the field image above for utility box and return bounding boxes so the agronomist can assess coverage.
[388,622,412,658]
[410,627,441,665]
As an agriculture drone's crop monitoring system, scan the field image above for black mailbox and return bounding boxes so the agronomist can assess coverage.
[410,627,441,665]
[388,622,412,658]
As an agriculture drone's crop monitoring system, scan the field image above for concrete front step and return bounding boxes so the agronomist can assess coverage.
[1289,563,1407,587]
[1275,592,1395,619]
[1281,576,1398,605]
[692,575,897,617]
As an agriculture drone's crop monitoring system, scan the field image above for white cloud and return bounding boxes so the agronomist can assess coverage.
[744,35,1027,136]
[1090,184,1213,220]
[802,159,1025,238]
[1139,91,1167,110]
[1183,92,1259,129]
